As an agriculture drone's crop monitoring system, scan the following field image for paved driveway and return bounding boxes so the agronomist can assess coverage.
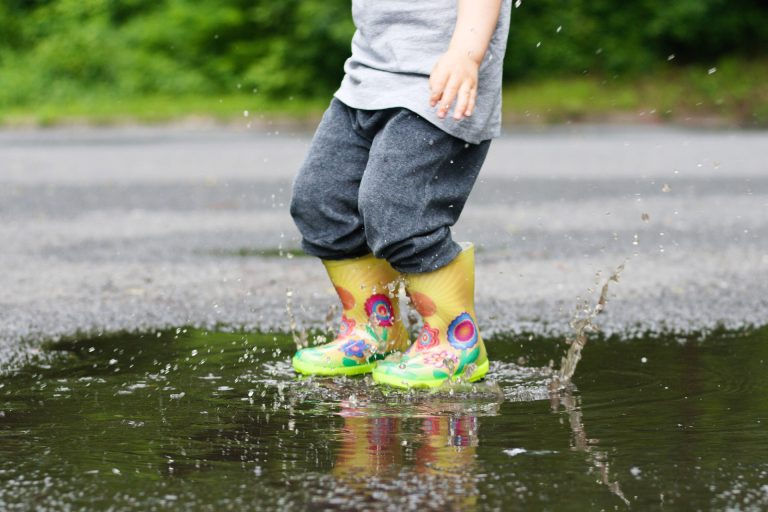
[1,125,766,368]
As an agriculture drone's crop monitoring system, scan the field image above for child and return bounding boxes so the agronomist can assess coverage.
[290,1,511,388]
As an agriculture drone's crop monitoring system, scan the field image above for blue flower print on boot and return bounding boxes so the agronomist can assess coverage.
[341,339,370,359]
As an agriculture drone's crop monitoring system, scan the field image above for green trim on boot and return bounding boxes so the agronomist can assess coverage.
[372,356,489,389]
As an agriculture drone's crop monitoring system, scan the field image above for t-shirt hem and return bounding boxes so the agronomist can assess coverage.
[333,90,499,145]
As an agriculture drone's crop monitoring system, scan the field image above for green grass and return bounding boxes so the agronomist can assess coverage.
[0,94,328,127]
[1,60,766,128]
[503,59,768,126]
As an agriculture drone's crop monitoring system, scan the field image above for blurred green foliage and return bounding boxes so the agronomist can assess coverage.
[505,0,768,79]
[0,0,767,107]
[0,0,354,105]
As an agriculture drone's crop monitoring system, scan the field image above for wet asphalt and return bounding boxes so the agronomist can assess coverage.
[1,125,766,369]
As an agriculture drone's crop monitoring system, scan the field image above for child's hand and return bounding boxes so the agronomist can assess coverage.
[429,49,480,121]
[429,0,502,121]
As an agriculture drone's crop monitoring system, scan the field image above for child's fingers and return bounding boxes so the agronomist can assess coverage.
[465,88,477,117]
[438,75,461,118]
[453,81,472,120]
[429,82,444,106]
[429,68,448,106]
[430,92,443,107]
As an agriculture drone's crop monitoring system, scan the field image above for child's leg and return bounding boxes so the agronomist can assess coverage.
[290,98,372,260]
[373,242,489,388]
[357,110,491,388]
[290,99,411,377]
[356,110,490,273]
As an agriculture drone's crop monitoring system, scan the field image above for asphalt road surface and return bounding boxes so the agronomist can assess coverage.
[1,125,766,369]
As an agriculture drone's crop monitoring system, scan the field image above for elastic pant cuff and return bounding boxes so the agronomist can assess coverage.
[386,238,462,274]
[300,239,371,261]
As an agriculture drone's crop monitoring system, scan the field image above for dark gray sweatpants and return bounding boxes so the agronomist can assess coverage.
[290,98,490,274]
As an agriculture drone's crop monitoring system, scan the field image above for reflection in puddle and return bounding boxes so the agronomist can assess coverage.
[551,389,630,506]
[330,409,480,509]
[319,378,628,509]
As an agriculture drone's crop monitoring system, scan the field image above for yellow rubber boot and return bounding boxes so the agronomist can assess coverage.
[292,254,410,376]
[372,243,488,388]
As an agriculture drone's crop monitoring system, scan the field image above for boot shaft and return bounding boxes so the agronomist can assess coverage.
[323,254,403,327]
[405,243,477,326]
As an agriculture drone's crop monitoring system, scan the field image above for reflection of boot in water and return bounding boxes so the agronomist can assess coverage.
[415,415,479,508]
[333,405,401,482]
[550,390,629,506]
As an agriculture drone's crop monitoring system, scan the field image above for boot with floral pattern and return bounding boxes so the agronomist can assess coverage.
[292,254,410,376]
[372,243,488,388]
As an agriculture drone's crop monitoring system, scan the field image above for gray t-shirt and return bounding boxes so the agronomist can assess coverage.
[334,1,512,144]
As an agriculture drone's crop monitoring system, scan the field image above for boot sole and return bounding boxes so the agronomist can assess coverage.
[292,355,377,377]
[371,358,490,389]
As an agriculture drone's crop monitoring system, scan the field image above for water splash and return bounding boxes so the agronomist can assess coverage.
[550,262,626,391]
[285,290,308,350]
[324,303,338,335]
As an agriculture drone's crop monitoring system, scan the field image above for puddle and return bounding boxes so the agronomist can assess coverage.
[1,327,767,510]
